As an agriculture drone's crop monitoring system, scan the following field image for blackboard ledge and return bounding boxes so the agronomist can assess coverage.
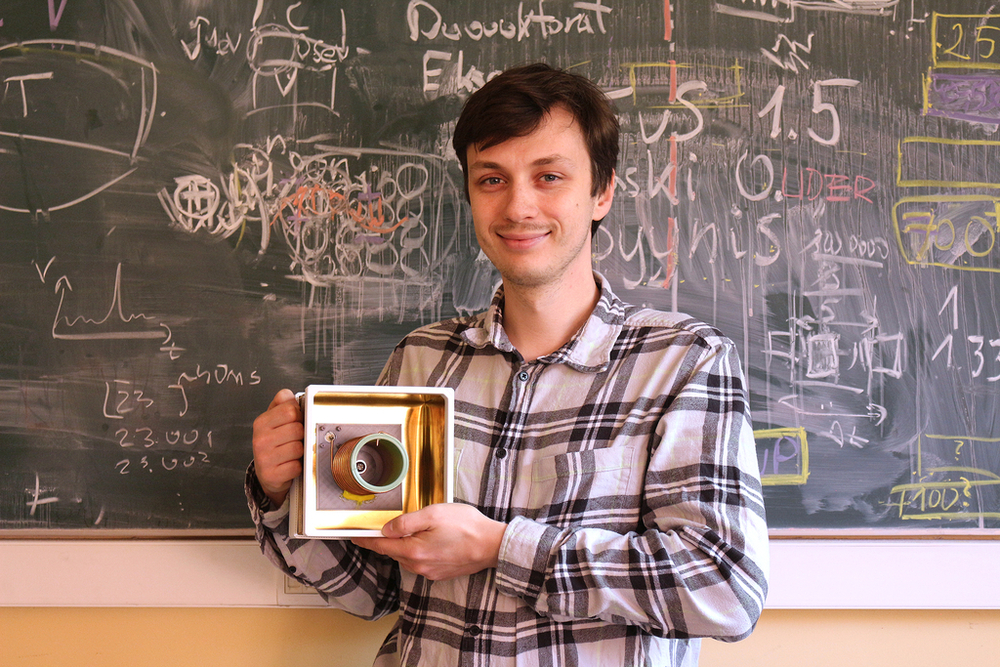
[0,529,255,540]
[769,528,1000,540]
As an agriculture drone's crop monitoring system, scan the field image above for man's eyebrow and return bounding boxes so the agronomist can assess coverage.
[468,155,574,171]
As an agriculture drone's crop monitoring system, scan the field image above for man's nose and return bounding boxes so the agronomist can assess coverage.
[503,181,539,222]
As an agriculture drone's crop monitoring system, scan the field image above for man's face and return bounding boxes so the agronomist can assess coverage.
[465,105,614,291]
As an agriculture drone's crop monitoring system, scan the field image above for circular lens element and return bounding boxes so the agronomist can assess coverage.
[331,433,408,495]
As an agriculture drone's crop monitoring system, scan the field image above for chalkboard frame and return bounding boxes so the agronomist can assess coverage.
[6,0,1000,537]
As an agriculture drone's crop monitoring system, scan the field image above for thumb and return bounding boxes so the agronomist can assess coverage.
[269,388,297,409]
[381,508,431,538]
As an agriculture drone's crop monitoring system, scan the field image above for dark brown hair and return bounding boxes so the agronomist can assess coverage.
[452,63,619,221]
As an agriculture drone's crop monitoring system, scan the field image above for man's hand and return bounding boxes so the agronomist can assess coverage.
[252,389,304,507]
[353,503,507,581]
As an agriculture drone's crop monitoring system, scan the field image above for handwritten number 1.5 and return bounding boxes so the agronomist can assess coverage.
[756,79,859,146]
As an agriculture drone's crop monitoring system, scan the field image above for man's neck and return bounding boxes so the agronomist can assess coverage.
[500,270,600,362]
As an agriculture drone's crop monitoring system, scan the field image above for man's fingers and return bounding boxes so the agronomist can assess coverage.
[253,389,305,507]
[257,398,301,431]
[352,536,389,556]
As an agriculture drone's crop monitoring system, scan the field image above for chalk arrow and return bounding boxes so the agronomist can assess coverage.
[868,403,887,426]
[34,257,56,283]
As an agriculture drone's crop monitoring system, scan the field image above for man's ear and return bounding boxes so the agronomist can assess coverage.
[592,170,615,219]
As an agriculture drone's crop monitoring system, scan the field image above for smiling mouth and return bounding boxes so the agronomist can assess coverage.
[501,232,547,241]
[497,231,549,250]
[497,226,550,241]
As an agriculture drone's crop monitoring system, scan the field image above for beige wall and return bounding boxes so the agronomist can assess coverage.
[2,608,999,666]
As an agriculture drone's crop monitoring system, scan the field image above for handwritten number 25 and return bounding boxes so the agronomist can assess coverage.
[941,23,1000,61]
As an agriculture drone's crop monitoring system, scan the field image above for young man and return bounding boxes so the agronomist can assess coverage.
[249,63,768,666]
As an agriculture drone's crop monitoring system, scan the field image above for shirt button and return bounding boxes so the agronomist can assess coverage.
[468,625,481,636]
[495,449,507,459]
[517,371,529,382]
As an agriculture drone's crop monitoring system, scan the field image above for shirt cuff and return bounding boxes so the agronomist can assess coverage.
[244,462,290,528]
[494,515,558,603]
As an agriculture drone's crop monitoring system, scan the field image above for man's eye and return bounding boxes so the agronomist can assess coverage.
[540,174,560,182]
[480,177,503,186]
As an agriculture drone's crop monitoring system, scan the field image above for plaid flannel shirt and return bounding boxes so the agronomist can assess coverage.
[247,274,769,666]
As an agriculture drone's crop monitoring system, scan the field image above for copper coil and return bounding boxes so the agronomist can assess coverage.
[331,432,408,495]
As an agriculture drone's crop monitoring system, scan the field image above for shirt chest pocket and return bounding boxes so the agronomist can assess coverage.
[523,445,642,530]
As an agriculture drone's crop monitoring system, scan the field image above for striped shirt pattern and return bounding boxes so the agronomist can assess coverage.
[248,275,769,666]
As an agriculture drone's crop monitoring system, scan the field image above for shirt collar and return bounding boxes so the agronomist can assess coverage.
[461,272,627,373]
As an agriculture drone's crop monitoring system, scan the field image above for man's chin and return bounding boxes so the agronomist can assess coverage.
[498,267,551,290]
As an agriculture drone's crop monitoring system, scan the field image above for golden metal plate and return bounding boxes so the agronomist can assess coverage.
[290,385,454,538]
